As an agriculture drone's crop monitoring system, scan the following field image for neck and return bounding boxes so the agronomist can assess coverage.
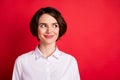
[38,43,56,58]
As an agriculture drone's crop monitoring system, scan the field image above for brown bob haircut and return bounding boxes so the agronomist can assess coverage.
[30,7,67,40]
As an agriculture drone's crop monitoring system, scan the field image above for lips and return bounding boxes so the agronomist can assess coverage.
[44,35,54,39]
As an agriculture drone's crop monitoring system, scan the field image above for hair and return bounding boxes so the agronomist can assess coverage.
[30,7,67,40]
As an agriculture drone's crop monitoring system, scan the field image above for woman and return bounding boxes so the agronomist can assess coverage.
[12,7,80,80]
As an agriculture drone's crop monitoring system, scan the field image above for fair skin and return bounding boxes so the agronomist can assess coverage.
[38,14,59,58]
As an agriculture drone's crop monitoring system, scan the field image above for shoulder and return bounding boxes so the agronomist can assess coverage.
[59,51,79,68]
[15,50,34,63]
[60,50,78,63]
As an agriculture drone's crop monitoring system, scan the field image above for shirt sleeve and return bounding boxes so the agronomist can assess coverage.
[62,55,81,80]
[70,57,80,80]
[12,57,22,80]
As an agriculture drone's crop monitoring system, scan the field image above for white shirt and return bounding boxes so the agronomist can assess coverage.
[12,46,80,80]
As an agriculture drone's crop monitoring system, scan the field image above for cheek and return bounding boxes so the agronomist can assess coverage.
[55,29,60,34]
[38,29,43,37]
[38,28,45,34]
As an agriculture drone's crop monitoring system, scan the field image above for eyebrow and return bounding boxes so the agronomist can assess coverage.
[38,23,58,25]
[38,23,46,25]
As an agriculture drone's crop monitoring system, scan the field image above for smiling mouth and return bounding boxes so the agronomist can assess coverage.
[44,35,54,39]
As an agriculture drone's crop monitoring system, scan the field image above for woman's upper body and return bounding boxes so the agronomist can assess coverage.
[12,45,80,80]
[12,7,80,80]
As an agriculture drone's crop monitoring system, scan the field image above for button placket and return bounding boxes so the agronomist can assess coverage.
[46,60,51,80]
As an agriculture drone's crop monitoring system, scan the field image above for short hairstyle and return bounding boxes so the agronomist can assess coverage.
[30,7,67,40]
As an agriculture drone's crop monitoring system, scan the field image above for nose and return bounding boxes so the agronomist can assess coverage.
[46,26,52,33]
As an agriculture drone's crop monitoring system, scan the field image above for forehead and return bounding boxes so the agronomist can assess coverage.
[38,14,57,23]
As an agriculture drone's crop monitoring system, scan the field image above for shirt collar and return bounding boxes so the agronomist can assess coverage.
[34,46,62,60]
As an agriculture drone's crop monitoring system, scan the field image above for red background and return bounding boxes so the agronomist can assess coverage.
[0,0,120,80]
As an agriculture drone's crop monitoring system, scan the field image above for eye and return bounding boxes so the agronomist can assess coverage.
[53,23,59,28]
[39,23,46,28]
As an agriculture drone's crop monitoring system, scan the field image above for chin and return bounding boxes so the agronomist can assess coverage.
[43,40,56,44]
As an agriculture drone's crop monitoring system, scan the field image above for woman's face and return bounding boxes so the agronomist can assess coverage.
[38,14,59,44]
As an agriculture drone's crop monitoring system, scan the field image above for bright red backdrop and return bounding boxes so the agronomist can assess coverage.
[0,0,120,80]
